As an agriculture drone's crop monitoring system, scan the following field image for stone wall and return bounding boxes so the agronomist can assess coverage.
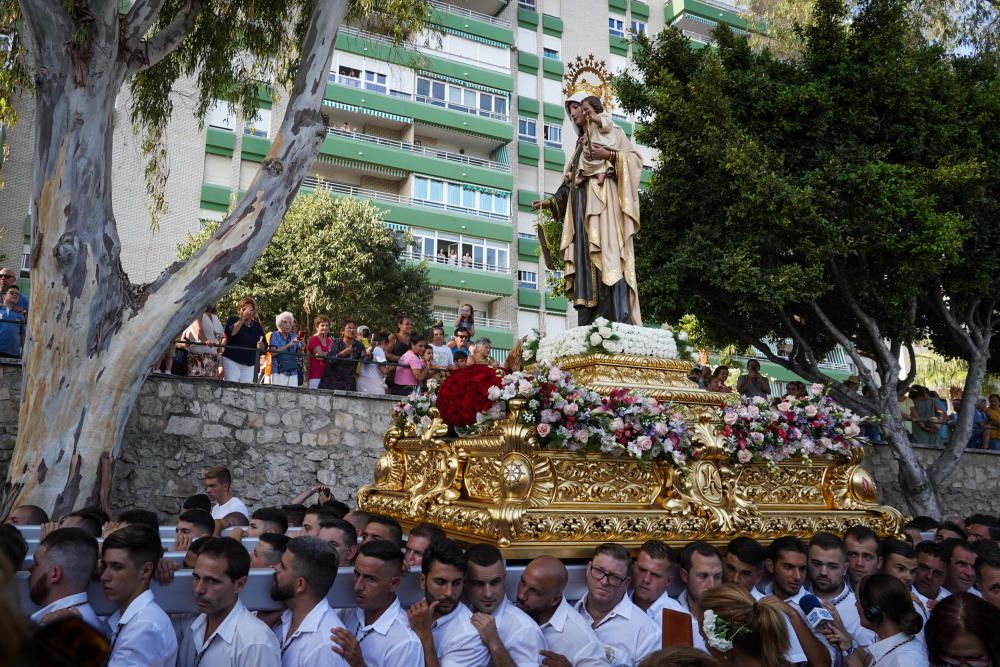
[1,359,999,520]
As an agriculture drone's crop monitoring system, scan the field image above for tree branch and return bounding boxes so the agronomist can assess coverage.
[124,0,203,74]
[929,288,978,355]
[124,0,169,41]
[807,300,878,387]
[902,343,917,388]
[829,262,896,370]
[17,0,72,67]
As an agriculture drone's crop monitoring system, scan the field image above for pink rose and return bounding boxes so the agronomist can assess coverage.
[804,405,818,417]
[654,422,669,436]
[563,402,579,416]
[724,411,739,425]
[636,435,652,451]
[574,429,589,442]
[737,449,753,463]
[536,423,551,437]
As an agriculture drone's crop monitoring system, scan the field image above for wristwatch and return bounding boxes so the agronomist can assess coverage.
[842,645,858,658]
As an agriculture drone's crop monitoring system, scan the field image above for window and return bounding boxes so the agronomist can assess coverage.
[518,117,537,143]
[364,70,387,94]
[518,270,538,290]
[518,0,536,9]
[630,20,647,35]
[416,76,509,121]
[337,66,361,87]
[205,101,234,131]
[413,176,510,219]
[543,123,562,148]
[406,228,511,273]
[244,108,271,138]
[543,48,560,60]
[609,17,625,37]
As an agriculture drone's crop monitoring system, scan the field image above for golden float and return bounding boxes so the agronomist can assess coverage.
[357,354,904,557]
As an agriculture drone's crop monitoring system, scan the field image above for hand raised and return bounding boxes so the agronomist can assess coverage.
[407,599,438,637]
[330,627,366,667]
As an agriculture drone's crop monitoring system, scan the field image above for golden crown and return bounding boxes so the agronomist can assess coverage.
[562,54,616,111]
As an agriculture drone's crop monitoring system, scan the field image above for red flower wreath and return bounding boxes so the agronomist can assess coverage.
[435,365,504,427]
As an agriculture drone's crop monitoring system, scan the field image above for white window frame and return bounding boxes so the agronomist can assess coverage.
[518,0,536,9]
[206,101,234,131]
[364,70,387,94]
[407,228,511,273]
[336,65,361,88]
[609,17,625,38]
[518,270,538,290]
[543,123,562,148]
[518,117,538,143]
[413,175,511,219]
[630,19,647,35]
[415,76,509,122]
[543,47,560,61]
[243,108,271,138]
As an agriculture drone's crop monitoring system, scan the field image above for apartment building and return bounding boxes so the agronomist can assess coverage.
[0,0,754,360]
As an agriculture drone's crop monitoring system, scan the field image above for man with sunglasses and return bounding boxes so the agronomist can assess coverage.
[448,326,471,359]
[0,268,27,314]
[573,542,660,667]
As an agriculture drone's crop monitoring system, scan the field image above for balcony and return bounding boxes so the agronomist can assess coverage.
[326,127,510,172]
[402,249,510,275]
[428,0,511,27]
[339,26,509,75]
[432,311,512,330]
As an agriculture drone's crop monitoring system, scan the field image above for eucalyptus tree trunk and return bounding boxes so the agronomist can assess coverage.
[3,0,348,517]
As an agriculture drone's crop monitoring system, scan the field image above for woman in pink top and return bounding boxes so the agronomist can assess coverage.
[306,315,332,389]
[390,334,433,396]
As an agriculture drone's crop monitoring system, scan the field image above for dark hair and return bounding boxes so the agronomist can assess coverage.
[317,517,357,545]
[638,647,722,667]
[679,541,722,572]
[965,514,998,529]
[39,528,98,590]
[64,510,103,538]
[843,525,879,547]
[422,538,467,576]
[938,521,967,539]
[466,543,504,568]
[925,593,1000,665]
[409,523,446,544]
[372,331,390,345]
[809,531,846,556]
[322,500,350,519]
[880,538,915,560]
[409,334,425,347]
[204,466,232,487]
[976,553,1000,578]
[189,536,212,556]
[102,525,163,570]
[940,538,976,563]
[396,314,412,325]
[358,538,405,570]
[251,507,288,534]
[305,504,336,519]
[366,515,403,548]
[0,523,28,570]
[910,515,939,530]
[768,536,807,562]
[916,540,944,560]
[857,574,923,634]
[726,537,766,567]
[640,540,675,564]
[197,537,251,581]
[117,509,159,531]
[258,533,291,560]
[593,542,633,577]
[178,509,215,536]
[282,504,308,526]
[182,494,212,513]
[287,536,340,595]
[9,504,48,524]
[454,326,469,337]
[452,349,469,361]
[581,95,604,114]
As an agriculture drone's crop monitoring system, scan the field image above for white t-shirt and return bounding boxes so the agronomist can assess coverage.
[431,343,453,369]
[30,592,108,637]
[493,597,547,667]
[430,602,490,667]
[275,598,349,667]
[211,496,250,521]
[359,346,387,383]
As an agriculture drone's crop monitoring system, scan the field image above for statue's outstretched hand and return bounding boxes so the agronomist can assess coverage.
[531,200,548,211]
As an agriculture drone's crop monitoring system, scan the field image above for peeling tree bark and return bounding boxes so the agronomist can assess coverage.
[2,0,349,517]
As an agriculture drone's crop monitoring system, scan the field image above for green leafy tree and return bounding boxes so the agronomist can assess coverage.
[0,0,429,517]
[618,0,1000,516]
[178,192,433,334]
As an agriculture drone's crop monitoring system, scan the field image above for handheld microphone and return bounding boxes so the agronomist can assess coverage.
[800,594,835,630]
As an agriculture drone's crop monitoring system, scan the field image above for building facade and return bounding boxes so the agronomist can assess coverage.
[0,0,754,360]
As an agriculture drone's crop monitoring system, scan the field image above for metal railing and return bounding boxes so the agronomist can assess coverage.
[681,29,715,45]
[431,311,512,330]
[300,177,512,224]
[427,0,512,27]
[402,249,511,274]
[339,26,510,75]
[413,93,510,123]
[326,127,511,172]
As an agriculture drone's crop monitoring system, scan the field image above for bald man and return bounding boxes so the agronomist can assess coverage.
[516,556,610,667]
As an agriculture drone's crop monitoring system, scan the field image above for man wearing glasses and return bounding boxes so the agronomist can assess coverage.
[573,543,660,667]
[448,326,471,359]
[0,268,27,315]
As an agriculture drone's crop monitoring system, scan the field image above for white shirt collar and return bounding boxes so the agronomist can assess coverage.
[352,596,402,636]
[190,599,248,648]
[868,632,916,661]
[431,601,467,631]
[281,597,332,641]
[111,588,156,629]
[30,592,90,624]
[575,590,636,626]
[541,597,572,633]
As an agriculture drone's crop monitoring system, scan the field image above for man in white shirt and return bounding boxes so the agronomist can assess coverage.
[914,541,950,609]
[844,526,882,589]
[806,532,874,647]
[316,517,359,568]
[574,542,661,666]
[27,527,107,635]
[464,543,547,667]
[515,555,611,667]
[675,541,723,651]
[762,536,832,667]
[271,536,349,666]
[630,540,686,624]
[251,533,290,568]
[334,539,423,666]
[403,523,446,573]
[880,537,930,620]
[407,538,490,667]
[941,538,979,595]
[101,525,178,666]
[723,537,766,598]
[205,466,250,521]
[247,507,289,536]
[178,537,281,666]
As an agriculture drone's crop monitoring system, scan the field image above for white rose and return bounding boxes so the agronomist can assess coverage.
[678,331,688,341]
[598,326,612,337]
[589,333,603,346]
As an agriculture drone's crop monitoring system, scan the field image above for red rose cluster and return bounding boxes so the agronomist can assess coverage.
[435,365,503,426]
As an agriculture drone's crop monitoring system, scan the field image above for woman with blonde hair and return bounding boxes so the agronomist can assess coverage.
[698,583,791,667]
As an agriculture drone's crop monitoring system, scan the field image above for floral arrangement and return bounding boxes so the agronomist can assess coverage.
[434,365,503,426]
[702,609,748,652]
[478,365,697,464]
[718,383,866,465]
[391,377,441,436]
[523,318,694,364]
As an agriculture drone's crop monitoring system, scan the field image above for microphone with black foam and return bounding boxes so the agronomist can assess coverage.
[800,593,835,631]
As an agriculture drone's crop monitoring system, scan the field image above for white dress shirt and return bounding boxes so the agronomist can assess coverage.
[211,497,250,521]
[339,597,423,667]
[429,601,490,667]
[492,597,547,667]
[866,632,927,666]
[633,588,687,625]
[30,591,108,637]
[177,599,281,667]
[809,582,877,648]
[574,592,661,666]
[107,589,178,667]
[275,598,349,667]
[539,597,611,667]
[763,583,832,665]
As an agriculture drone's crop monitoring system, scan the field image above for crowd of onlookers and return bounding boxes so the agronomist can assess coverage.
[2,465,1000,666]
